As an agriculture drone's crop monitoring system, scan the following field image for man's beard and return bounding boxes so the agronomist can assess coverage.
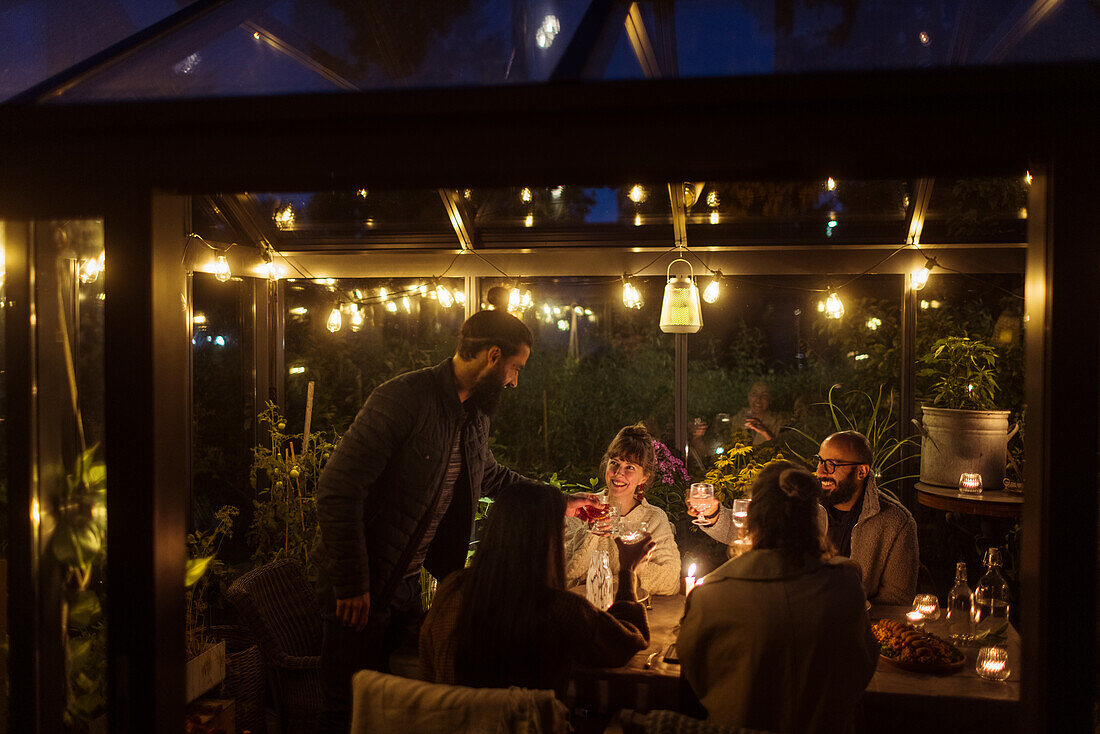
[822,472,861,507]
[469,363,506,415]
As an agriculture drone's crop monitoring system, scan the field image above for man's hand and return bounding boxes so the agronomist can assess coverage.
[335,592,371,632]
[565,492,602,518]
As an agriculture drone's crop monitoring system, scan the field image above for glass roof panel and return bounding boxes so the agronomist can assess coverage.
[40,0,593,102]
[685,179,910,246]
[469,184,674,248]
[920,177,1029,244]
[0,0,204,101]
[663,0,1100,77]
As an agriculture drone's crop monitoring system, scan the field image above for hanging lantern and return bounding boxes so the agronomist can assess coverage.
[660,258,703,333]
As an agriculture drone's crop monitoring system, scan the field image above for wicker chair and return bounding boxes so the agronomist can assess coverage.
[226,559,324,734]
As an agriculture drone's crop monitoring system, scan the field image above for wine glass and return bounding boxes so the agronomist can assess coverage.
[731,498,750,528]
[689,483,715,525]
[620,520,648,544]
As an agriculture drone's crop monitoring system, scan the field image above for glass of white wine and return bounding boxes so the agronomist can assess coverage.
[731,498,750,528]
[689,483,715,525]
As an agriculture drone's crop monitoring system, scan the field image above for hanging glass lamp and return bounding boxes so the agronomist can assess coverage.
[659,258,703,333]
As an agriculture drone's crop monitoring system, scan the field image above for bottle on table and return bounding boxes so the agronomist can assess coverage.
[586,549,613,611]
[973,547,1011,635]
[946,560,974,638]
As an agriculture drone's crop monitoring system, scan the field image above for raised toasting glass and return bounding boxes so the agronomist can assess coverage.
[688,483,715,525]
[731,498,750,528]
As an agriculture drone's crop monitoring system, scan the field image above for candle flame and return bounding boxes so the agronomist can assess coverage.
[687,563,697,577]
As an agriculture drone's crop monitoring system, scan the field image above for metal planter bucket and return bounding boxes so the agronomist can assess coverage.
[916,406,1012,490]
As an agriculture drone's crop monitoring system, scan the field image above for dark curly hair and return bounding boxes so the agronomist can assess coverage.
[747,461,832,560]
[599,423,659,500]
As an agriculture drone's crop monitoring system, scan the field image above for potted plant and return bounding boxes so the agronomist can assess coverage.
[915,336,1013,490]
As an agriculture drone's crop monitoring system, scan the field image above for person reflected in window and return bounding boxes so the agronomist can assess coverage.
[731,381,783,445]
[677,462,878,734]
[563,424,683,596]
[686,416,714,477]
[419,481,653,694]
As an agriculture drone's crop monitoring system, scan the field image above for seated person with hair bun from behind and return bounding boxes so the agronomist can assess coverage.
[677,461,878,734]
[563,423,682,596]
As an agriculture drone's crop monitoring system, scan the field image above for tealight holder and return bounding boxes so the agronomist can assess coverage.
[913,594,941,621]
[959,472,983,495]
[905,610,925,628]
[976,645,1011,681]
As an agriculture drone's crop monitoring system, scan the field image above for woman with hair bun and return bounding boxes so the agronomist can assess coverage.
[563,423,682,596]
[677,461,878,734]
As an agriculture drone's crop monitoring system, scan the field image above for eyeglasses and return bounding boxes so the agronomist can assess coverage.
[812,455,865,474]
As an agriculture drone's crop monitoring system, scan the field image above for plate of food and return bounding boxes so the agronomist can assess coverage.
[873,619,966,673]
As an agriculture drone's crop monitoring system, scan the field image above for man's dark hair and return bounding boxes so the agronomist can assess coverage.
[452,480,565,689]
[826,430,874,465]
[457,309,533,360]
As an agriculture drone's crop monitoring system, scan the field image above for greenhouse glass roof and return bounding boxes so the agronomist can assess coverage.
[3,0,1099,103]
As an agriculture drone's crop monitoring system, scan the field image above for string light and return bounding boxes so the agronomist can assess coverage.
[525,213,534,227]
[326,307,342,333]
[274,204,295,230]
[385,300,398,313]
[213,255,232,282]
[436,283,455,308]
[454,289,466,305]
[350,304,364,331]
[289,306,308,315]
[825,291,844,319]
[709,211,719,225]
[866,317,882,331]
[910,257,935,291]
[628,185,647,204]
[520,187,533,203]
[702,271,722,304]
[827,177,837,191]
[706,191,720,208]
[401,296,411,313]
[379,287,389,301]
[622,277,644,309]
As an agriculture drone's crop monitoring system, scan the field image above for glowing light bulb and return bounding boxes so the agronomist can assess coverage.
[634,213,642,227]
[402,296,411,313]
[706,191,720,208]
[866,317,882,331]
[709,211,720,225]
[326,307,342,333]
[350,305,364,331]
[509,288,521,311]
[557,319,569,331]
[289,306,307,315]
[622,280,643,309]
[385,300,398,313]
[419,284,428,296]
[920,300,930,309]
[379,287,389,301]
[213,255,232,282]
[436,284,454,308]
[817,301,825,312]
[628,185,646,204]
[193,314,207,325]
[79,256,102,284]
[535,14,560,48]
[825,291,844,319]
[357,188,368,198]
[911,265,931,290]
[551,186,563,199]
[919,31,930,45]
[453,289,465,305]
[525,213,534,227]
[520,187,532,203]
[827,177,837,191]
[274,204,295,230]
[702,277,720,304]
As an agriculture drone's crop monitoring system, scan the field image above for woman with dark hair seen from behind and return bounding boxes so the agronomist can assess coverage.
[677,461,878,734]
[563,423,682,596]
[419,479,654,694]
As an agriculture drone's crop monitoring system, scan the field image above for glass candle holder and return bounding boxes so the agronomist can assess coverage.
[905,610,925,627]
[959,472,983,494]
[913,594,941,621]
[976,645,1011,681]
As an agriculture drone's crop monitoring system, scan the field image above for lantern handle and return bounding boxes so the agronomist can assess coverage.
[667,257,695,280]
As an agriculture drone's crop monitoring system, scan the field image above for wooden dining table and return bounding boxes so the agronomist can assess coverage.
[566,594,1021,734]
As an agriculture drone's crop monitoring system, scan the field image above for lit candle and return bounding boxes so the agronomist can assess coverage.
[976,646,1011,681]
[959,472,983,494]
[906,610,924,625]
[685,562,697,594]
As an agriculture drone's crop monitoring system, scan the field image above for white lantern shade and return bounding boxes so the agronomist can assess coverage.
[660,259,703,333]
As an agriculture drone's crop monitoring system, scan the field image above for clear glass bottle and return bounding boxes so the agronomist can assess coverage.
[586,549,613,610]
[946,561,974,638]
[973,547,1011,635]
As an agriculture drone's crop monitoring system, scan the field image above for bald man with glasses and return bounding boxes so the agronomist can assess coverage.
[689,430,918,605]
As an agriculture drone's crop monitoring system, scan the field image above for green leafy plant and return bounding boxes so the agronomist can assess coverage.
[918,336,1000,411]
[248,402,338,576]
[704,438,785,506]
[49,446,108,729]
[185,504,239,657]
[785,384,917,495]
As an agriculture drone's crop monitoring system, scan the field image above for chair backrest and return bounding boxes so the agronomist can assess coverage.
[226,559,323,668]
